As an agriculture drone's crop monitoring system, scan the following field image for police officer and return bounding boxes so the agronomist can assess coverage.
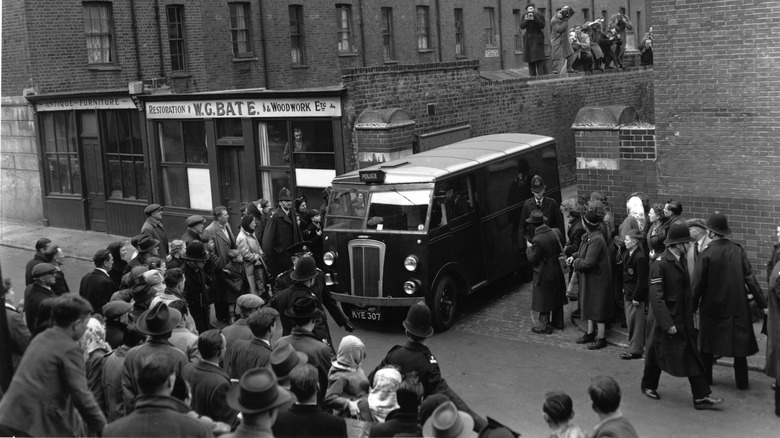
[518,175,565,244]
[369,303,487,432]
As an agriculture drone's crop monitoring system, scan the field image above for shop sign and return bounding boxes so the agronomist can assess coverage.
[36,97,136,112]
[146,97,341,119]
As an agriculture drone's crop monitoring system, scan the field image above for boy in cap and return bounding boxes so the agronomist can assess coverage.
[24,262,58,333]
[140,203,169,260]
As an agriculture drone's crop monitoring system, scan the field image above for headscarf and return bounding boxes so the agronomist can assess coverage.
[81,317,110,361]
[626,196,646,232]
[240,214,255,234]
[332,335,365,372]
[368,366,402,423]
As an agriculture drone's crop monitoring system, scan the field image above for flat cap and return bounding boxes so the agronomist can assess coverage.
[686,218,707,230]
[185,215,205,227]
[31,263,57,278]
[144,204,163,215]
[102,301,132,319]
[236,294,265,310]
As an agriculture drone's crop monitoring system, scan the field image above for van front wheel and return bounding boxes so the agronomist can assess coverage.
[431,274,459,332]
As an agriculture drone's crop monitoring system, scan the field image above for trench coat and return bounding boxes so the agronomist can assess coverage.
[766,275,780,379]
[572,229,614,322]
[692,239,763,357]
[550,15,574,59]
[526,225,567,312]
[202,221,236,270]
[261,207,301,276]
[646,249,705,377]
[520,11,546,63]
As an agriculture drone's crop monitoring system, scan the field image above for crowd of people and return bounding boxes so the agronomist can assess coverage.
[521,4,654,77]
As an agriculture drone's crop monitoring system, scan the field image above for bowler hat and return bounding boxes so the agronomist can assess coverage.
[530,175,546,193]
[182,240,209,262]
[704,212,732,236]
[236,294,265,311]
[422,401,477,438]
[136,302,181,336]
[270,344,308,384]
[102,301,132,320]
[31,263,57,278]
[286,241,313,257]
[525,210,547,225]
[284,296,322,319]
[403,302,434,338]
[686,218,707,230]
[278,187,293,202]
[136,235,160,253]
[664,223,695,246]
[226,367,292,414]
[144,204,162,215]
[290,256,318,282]
[185,215,205,227]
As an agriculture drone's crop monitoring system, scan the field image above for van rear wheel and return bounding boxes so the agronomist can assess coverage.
[431,274,459,332]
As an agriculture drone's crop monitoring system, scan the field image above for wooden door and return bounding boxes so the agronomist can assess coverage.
[217,146,244,230]
[82,139,107,232]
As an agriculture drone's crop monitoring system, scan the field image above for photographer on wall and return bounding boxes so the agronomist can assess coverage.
[609,6,633,67]
[520,3,549,76]
[551,6,576,74]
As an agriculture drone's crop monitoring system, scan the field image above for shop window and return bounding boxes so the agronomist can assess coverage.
[158,121,211,209]
[229,2,252,57]
[289,5,306,64]
[381,8,395,61]
[416,6,430,51]
[83,2,115,64]
[484,7,496,47]
[454,8,465,56]
[104,110,146,200]
[336,4,355,54]
[41,112,81,195]
[166,5,187,72]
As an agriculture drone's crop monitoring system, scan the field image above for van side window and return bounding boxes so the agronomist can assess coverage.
[432,177,472,228]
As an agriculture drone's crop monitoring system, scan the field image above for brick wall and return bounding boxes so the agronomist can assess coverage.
[1,0,32,95]
[0,97,42,222]
[342,61,655,187]
[653,0,780,283]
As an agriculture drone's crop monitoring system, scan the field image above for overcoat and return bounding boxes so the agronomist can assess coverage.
[564,214,586,257]
[692,239,763,357]
[646,249,705,377]
[122,339,188,414]
[223,337,273,380]
[141,216,169,259]
[526,224,567,312]
[79,268,116,316]
[518,196,565,244]
[520,11,546,63]
[261,206,301,275]
[182,360,237,424]
[572,229,614,321]
[4,302,30,370]
[276,327,333,405]
[766,275,780,380]
[202,220,236,270]
[550,15,574,59]
[24,282,55,333]
[103,395,212,437]
[273,403,347,438]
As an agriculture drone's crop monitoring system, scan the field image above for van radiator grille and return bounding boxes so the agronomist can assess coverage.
[348,240,385,297]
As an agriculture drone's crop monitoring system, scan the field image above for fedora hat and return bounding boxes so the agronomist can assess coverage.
[226,367,292,414]
[422,401,477,438]
[290,256,318,282]
[136,235,160,253]
[530,175,546,193]
[525,210,547,225]
[704,211,732,236]
[182,240,209,262]
[270,344,308,384]
[137,302,181,336]
[131,281,156,303]
[403,302,434,338]
[278,187,293,202]
[284,296,322,320]
[664,222,695,246]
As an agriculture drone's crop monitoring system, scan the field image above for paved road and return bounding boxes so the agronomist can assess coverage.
[1,245,777,437]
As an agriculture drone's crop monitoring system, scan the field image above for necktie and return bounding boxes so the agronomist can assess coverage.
[694,242,700,259]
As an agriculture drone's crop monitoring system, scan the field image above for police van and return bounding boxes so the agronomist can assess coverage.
[322,133,561,331]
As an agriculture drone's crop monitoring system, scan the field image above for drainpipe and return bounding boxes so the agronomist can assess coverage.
[358,0,367,66]
[258,0,269,88]
[129,0,143,80]
[497,0,504,69]
[154,0,166,78]
[435,0,442,62]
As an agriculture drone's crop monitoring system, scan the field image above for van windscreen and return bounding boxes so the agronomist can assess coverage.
[366,189,431,232]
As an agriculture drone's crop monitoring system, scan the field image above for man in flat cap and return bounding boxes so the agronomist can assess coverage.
[140,204,169,260]
[181,215,206,245]
[24,263,58,333]
[222,293,265,350]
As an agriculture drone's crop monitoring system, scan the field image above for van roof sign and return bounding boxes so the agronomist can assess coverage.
[359,169,385,184]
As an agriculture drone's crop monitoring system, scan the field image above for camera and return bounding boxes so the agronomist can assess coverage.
[525,12,535,20]
[560,6,575,19]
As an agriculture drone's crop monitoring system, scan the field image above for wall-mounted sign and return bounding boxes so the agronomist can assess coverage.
[146,97,342,119]
[36,96,136,112]
[485,48,500,58]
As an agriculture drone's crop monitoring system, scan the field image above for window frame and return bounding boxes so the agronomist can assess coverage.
[336,4,356,55]
[228,2,253,58]
[157,120,210,208]
[513,9,521,53]
[41,111,82,196]
[484,7,496,47]
[416,6,431,51]
[381,7,396,62]
[83,2,116,65]
[103,110,147,200]
[454,8,465,57]
[166,5,187,72]
[582,8,590,22]
[289,5,306,65]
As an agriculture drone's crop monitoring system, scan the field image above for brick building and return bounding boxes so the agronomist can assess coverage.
[2,0,650,237]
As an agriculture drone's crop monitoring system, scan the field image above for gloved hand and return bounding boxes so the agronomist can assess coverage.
[348,400,360,417]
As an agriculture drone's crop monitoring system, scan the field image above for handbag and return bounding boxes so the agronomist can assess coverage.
[555,233,570,276]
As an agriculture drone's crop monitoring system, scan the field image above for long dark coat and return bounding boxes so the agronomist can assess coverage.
[572,229,614,321]
[261,207,301,276]
[141,217,169,260]
[647,249,705,377]
[79,269,116,316]
[526,224,567,312]
[692,239,763,358]
[520,11,546,62]
[182,360,236,424]
[766,275,780,380]
[518,197,565,244]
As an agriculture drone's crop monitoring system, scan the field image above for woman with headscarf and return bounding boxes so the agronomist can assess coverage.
[236,214,265,296]
[166,239,186,270]
[325,335,371,420]
[81,316,111,415]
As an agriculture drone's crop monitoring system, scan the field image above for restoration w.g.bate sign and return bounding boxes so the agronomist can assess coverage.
[145,97,341,119]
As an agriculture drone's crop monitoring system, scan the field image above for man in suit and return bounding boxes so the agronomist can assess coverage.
[24,262,58,333]
[273,364,347,438]
[0,294,106,437]
[518,175,565,244]
[183,329,237,424]
[202,205,236,324]
[79,249,116,316]
[140,203,169,260]
[684,219,711,284]
[262,187,302,280]
[224,307,279,380]
[588,376,638,437]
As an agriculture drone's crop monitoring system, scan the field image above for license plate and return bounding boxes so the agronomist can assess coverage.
[350,308,382,321]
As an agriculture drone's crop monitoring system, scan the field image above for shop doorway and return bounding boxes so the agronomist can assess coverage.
[217,146,245,230]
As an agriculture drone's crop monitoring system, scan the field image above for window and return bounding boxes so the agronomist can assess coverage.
[636,11,642,41]
[104,110,146,199]
[158,121,210,208]
[582,8,590,22]
[381,8,396,61]
[416,6,431,50]
[41,112,81,195]
[484,7,496,46]
[513,9,521,52]
[289,5,306,64]
[454,9,465,56]
[336,4,355,54]
[166,5,187,71]
[83,2,114,64]
[229,3,252,57]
